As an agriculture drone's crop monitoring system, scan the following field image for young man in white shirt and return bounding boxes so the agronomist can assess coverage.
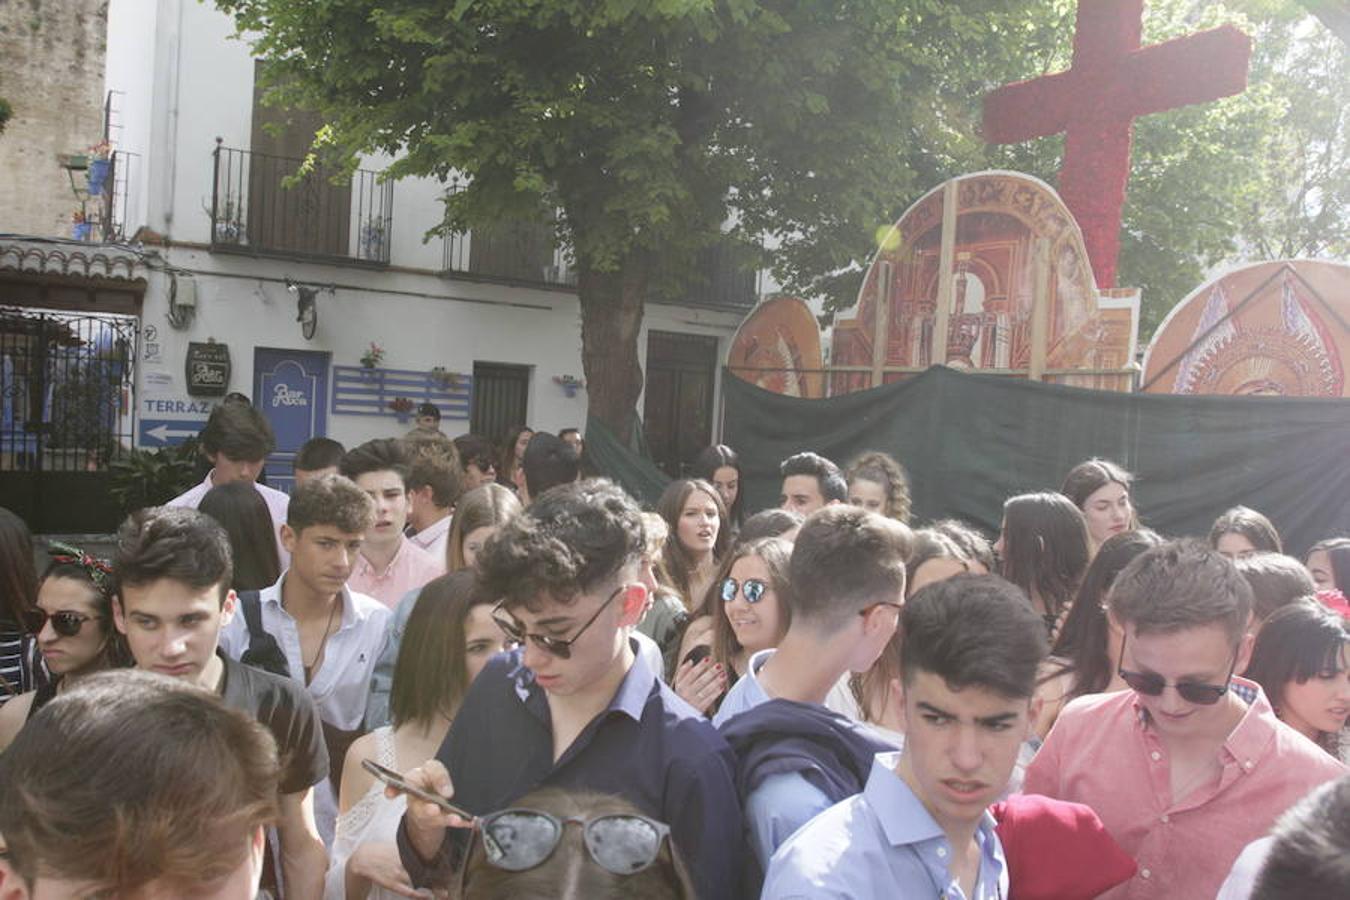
[404,437,461,567]
[217,473,392,844]
[168,402,291,564]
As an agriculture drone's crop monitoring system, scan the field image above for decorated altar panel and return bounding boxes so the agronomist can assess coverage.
[1141,260,1350,397]
[830,171,1139,396]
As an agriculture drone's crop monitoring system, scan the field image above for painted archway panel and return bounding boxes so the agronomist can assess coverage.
[830,171,1139,395]
[726,296,826,399]
[1141,260,1350,397]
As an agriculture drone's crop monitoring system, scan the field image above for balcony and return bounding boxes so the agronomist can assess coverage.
[441,196,759,310]
[210,142,394,265]
[442,213,577,289]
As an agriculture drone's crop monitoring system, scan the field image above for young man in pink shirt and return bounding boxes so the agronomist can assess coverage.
[1023,540,1345,899]
[339,439,442,608]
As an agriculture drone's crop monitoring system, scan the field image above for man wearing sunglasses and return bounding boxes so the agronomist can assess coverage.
[394,483,745,895]
[394,479,743,900]
[1023,540,1346,900]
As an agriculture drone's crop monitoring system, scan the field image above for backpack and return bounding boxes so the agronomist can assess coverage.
[237,590,291,679]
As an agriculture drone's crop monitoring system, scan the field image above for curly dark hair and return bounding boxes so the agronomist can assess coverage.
[477,479,645,612]
[286,474,376,537]
[844,450,912,523]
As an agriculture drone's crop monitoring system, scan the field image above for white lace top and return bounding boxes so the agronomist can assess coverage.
[323,727,409,899]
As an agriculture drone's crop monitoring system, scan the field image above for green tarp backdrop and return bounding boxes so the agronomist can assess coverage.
[718,366,1349,556]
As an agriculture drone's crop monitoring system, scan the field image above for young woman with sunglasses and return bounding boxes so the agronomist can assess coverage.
[0,507,40,705]
[330,571,511,899]
[706,538,793,696]
[0,544,128,751]
[460,788,697,899]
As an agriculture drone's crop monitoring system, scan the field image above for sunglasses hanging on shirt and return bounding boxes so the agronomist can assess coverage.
[477,808,672,876]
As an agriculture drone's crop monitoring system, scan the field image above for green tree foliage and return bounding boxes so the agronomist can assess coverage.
[0,96,11,135]
[213,0,1344,421]
[212,0,1048,436]
[952,0,1346,339]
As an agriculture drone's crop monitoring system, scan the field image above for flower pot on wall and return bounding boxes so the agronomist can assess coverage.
[87,159,111,195]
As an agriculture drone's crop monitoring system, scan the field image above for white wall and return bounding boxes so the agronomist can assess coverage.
[104,0,160,234]
[111,0,747,452]
[137,247,742,447]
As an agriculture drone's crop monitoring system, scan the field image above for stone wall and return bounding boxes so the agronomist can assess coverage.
[0,0,109,237]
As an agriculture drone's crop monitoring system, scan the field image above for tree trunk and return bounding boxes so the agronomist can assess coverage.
[577,257,649,445]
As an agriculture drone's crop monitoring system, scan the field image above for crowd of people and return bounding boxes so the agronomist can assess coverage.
[0,400,1347,900]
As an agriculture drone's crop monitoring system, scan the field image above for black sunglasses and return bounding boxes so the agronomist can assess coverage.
[719,577,768,604]
[1117,632,1240,706]
[35,609,101,638]
[478,808,671,876]
[492,585,626,660]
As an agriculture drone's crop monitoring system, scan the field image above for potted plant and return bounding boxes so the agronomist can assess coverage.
[428,366,460,390]
[388,396,415,423]
[86,140,113,195]
[360,216,387,260]
[212,196,246,243]
[553,374,585,398]
[108,438,202,516]
[71,210,91,241]
[360,342,385,369]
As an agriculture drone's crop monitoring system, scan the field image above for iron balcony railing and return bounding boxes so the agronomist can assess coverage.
[441,202,577,289]
[441,191,760,309]
[102,149,140,242]
[211,141,394,265]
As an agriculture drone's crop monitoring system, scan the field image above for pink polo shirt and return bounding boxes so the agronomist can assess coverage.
[346,536,442,609]
[1022,677,1345,900]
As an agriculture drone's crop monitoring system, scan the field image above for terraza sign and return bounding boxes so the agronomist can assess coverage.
[185,342,231,396]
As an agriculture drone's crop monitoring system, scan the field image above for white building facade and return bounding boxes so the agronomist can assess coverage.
[99,0,750,477]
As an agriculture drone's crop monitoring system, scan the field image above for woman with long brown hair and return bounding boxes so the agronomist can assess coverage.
[994,492,1091,640]
[330,571,511,899]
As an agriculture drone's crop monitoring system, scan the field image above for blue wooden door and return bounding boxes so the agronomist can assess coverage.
[252,347,330,492]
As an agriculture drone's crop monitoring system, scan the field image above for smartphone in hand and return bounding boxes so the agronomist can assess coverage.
[361,759,476,822]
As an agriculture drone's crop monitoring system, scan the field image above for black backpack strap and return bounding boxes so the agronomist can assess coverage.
[237,590,291,679]
[238,589,265,636]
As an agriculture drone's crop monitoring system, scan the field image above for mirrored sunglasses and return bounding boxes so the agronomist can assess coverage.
[719,577,767,604]
[479,808,671,876]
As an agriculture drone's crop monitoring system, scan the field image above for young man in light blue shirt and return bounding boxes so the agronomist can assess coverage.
[762,574,1049,900]
[717,505,911,874]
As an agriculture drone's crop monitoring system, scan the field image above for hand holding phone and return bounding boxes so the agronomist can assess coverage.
[363,758,475,823]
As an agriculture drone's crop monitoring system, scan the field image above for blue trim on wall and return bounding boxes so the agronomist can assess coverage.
[330,366,472,420]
